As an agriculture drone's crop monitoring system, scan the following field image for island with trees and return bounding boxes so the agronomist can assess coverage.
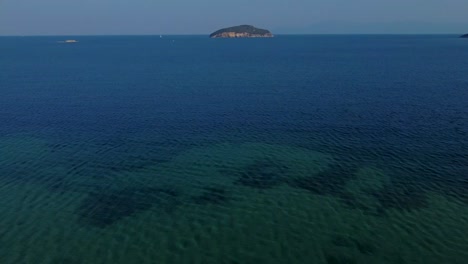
[210,25,274,38]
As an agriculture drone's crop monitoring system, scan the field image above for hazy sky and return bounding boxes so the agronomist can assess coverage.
[0,0,467,35]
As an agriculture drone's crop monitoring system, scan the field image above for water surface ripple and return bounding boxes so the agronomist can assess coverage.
[0,35,467,264]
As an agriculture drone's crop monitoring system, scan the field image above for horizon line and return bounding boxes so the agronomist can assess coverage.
[0,33,464,37]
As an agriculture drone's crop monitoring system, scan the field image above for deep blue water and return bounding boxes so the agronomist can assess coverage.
[0,35,467,264]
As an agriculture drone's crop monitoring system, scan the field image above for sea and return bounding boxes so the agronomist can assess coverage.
[0,35,467,264]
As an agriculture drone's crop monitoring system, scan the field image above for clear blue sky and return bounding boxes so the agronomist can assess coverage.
[0,0,466,35]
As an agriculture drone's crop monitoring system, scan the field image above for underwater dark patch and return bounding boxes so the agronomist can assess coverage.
[46,178,79,194]
[193,186,229,205]
[336,192,384,216]
[288,163,358,196]
[332,235,376,255]
[77,187,179,228]
[370,183,428,212]
[0,165,44,185]
[47,179,69,193]
[332,235,355,248]
[337,192,370,210]
[355,240,376,255]
[325,253,357,264]
[51,257,81,264]
[235,159,289,189]
[90,157,168,174]
[440,177,468,206]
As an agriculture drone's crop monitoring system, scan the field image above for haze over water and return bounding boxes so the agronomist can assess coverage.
[0,35,467,263]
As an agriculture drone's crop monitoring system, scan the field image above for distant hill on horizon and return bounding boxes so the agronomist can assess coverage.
[210,25,273,38]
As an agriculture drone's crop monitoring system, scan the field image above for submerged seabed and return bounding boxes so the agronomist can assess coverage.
[0,35,467,263]
[0,137,467,264]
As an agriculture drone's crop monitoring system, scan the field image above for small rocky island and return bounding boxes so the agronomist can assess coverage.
[461,34,468,38]
[210,25,273,38]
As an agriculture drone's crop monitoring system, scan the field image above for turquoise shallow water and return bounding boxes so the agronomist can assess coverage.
[0,35,467,263]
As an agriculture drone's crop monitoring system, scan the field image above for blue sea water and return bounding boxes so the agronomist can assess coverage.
[0,35,467,264]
